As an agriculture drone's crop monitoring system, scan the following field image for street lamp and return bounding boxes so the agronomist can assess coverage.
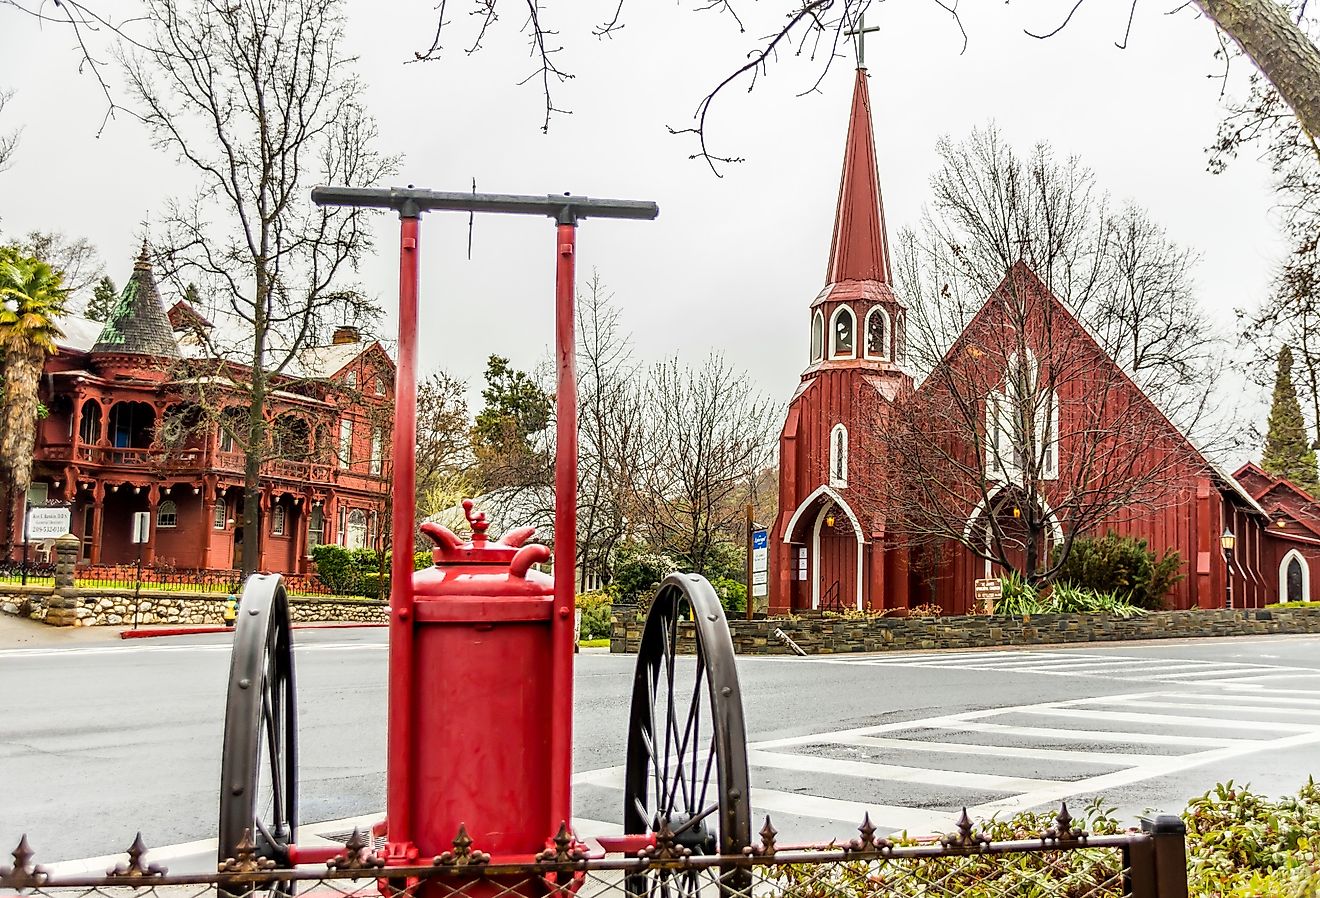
[1221,527,1236,610]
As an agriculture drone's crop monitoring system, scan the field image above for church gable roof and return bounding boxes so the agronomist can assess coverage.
[916,260,1220,481]
[91,244,181,359]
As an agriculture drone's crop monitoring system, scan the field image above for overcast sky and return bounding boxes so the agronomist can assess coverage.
[0,1,1288,461]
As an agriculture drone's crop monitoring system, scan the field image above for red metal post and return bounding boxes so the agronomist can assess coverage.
[386,209,421,857]
[549,218,577,839]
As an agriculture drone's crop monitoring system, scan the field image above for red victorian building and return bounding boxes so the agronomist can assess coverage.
[770,66,1306,614]
[11,245,393,575]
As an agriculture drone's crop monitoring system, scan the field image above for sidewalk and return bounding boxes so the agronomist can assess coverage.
[0,612,125,648]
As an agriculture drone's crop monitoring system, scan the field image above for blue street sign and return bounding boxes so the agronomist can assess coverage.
[752,529,768,550]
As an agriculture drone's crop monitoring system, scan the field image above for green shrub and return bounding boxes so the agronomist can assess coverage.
[1053,531,1183,610]
[1185,778,1320,897]
[1266,600,1320,610]
[709,576,746,613]
[312,544,362,594]
[995,572,1144,618]
[576,591,613,640]
[610,542,678,603]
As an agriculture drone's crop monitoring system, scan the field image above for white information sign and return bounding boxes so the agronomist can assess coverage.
[25,507,71,540]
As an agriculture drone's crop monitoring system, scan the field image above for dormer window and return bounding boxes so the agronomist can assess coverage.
[346,370,358,390]
[829,306,855,359]
[829,424,848,487]
[864,307,890,361]
[810,312,824,363]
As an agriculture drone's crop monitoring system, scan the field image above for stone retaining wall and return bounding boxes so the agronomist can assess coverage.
[1,586,386,627]
[609,607,1320,654]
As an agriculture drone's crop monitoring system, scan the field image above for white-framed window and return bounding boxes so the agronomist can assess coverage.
[214,500,226,529]
[1280,550,1310,603]
[307,505,324,550]
[375,377,386,397]
[346,509,367,550]
[864,307,890,361]
[339,418,353,466]
[271,504,286,536]
[810,311,824,363]
[346,370,358,390]
[369,429,383,475]
[985,350,1058,481]
[368,511,378,548]
[829,305,856,359]
[895,310,907,363]
[829,424,848,488]
[157,500,178,528]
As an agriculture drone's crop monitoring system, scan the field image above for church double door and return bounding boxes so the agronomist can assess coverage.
[817,521,858,611]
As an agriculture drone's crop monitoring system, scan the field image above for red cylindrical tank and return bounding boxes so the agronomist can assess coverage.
[407,501,554,861]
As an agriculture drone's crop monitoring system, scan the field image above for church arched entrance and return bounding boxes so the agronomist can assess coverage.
[816,503,859,610]
[783,485,864,611]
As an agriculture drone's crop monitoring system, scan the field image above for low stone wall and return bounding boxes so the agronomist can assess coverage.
[609,607,1320,655]
[2,587,387,627]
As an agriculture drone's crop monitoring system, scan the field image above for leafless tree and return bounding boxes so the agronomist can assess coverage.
[1215,10,1320,446]
[631,353,779,573]
[121,0,396,579]
[415,369,473,542]
[894,124,1234,459]
[0,88,19,172]
[11,231,104,302]
[860,269,1201,587]
[575,270,646,585]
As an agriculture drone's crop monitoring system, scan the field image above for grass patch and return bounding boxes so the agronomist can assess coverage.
[578,638,610,648]
[1265,600,1320,609]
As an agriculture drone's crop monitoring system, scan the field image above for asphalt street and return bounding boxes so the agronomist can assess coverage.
[1,621,1318,873]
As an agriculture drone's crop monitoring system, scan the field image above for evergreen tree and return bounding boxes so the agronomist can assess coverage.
[471,354,552,491]
[1263,345,1320,494]
[86,275,118,321]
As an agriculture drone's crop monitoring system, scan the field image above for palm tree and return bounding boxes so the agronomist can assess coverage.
[0,255,67,549]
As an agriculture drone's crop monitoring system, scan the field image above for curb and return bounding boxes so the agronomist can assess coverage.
[120,622,388,639]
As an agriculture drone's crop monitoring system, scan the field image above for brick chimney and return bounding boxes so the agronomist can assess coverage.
[332,325,361,345]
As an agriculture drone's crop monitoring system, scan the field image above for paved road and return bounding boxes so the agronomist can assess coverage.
[1,621,1317,873]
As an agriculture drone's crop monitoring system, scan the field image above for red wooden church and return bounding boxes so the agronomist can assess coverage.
[769,66,1307,614]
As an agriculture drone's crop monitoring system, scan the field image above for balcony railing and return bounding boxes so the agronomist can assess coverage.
[48,444,337,484]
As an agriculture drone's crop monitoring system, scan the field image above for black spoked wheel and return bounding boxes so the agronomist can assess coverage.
[218,574,298,895]
[624,573,751,897]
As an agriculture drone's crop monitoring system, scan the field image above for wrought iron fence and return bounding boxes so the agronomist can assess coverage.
[0,562,55,587]
[0,807,1190,898]
[65,568,336,596]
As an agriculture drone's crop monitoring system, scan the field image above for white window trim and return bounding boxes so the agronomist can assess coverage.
[271,504,286,537]
[214,501,226,530]
[339,418,353,467]
[369,429,383,476]
[829,305,857,360]
[829,423,848,488]
[810,310,825,363]
[1279,549,1310,603]
[863,306,891,361]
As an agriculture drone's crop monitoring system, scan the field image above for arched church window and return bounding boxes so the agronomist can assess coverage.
[1281,551,1309,602]
[810,311,824,363]
[830,306,855,359]
[895,311,907,363]
[829,423,848,487]
[864,307,890,361]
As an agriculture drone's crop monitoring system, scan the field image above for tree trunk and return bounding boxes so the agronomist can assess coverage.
[1197,0,1320,139]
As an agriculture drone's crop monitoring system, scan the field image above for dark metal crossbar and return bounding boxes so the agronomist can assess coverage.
[310,186,659,224]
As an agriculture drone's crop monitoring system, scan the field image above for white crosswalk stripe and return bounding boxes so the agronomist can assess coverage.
[569,685,1320,840]
[804,648,1320,685]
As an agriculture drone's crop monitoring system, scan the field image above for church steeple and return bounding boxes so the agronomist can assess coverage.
[825,67,892,286]
[806,66,905,374]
